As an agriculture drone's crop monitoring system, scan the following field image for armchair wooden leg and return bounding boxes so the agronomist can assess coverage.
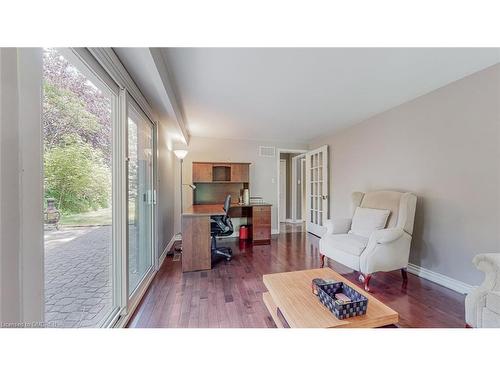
[401,268,408,288]
[363,274,372,292]
[320,254,325,268]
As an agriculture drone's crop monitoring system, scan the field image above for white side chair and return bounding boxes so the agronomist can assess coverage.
[319,191,417,291]
[465,253,500,328]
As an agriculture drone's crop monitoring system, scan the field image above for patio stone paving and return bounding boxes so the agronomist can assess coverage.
[44,226,112,328]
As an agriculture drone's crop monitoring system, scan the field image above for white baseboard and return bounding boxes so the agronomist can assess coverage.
[407,263,473,295]
[285,219,305,224]
[158,234,179,270]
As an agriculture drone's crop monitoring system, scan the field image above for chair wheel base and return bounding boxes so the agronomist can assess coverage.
[212,247,233,264]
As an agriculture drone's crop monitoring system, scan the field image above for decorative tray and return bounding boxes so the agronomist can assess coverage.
[312,278,368,320]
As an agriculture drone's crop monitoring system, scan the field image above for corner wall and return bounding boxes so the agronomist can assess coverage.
[309,63,500,286]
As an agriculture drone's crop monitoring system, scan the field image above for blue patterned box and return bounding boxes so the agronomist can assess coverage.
[315,281,368,320]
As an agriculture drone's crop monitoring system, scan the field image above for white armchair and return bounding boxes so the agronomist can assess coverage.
[465,253,500,328]
[319,191,417,291]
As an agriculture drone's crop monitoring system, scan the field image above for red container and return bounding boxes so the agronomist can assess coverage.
[239,225,249,240]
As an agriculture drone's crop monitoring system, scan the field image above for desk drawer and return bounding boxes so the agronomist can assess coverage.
[253,206,271,213]
[252,206,271,226]
[253,226,271,241]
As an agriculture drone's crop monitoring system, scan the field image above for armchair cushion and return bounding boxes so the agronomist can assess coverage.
[322,233,369,256]
[486,291,500,315]
[349,207,390,238]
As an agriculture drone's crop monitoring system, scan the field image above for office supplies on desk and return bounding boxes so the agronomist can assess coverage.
[243,188,250,205]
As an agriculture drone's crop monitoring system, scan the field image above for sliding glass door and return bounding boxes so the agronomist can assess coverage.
[42,48,120,327]
[42,48,157,327]
[127,104,154,297]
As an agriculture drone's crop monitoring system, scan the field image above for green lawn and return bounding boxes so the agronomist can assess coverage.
[60,207,112,226]
[59,203,137,227]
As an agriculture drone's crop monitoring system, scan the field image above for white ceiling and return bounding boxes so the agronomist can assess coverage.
[162,48,500,143]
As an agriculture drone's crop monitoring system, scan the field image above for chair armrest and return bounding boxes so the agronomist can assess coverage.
[368,228,405,244]
[361,228,411,275]
[466,253,500,326]
[473,253,500,291]
[473,253,500,272]
[324,218,352,236]
[211,216,230,232]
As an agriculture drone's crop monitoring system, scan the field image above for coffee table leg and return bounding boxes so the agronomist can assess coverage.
[320,254,325,268]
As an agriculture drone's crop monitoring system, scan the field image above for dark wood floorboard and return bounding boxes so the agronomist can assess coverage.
[127,230,465,328]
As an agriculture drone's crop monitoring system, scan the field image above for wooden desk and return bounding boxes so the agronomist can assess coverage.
[182,203,272,272]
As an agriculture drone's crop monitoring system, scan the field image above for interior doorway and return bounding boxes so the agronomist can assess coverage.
[291,153,306,223]
[279,159,287,222]
[276,149,307,234]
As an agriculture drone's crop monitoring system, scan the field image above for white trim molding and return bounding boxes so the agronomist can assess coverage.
[407,263,474,295]
[158,234,179,270]
[86,48,157,125]
[285,219,305,224]
[115,233,178,328]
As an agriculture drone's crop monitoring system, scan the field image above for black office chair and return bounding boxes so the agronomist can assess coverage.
[210,195,233,262]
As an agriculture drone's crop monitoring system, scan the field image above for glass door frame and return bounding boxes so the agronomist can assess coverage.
[50,48,125,327]
[125,95,157,313]
[40,49,159,327]
[305,145,329,237]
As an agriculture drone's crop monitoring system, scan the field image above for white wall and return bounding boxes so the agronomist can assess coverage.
[0,48,43,324]
[310,63,500,286]
[157,121,178,257]
[174,136,307,233]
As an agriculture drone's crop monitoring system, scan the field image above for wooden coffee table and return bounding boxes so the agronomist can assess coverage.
[263,268,398,328]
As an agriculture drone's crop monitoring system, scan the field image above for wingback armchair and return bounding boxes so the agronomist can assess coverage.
[319,191,417,291]
[465,253,500,328]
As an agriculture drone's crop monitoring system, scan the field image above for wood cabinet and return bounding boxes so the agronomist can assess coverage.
[192,162,250,205]
[192,162,249,183]
[251,205,271,244]
[181,215,211,272]
[193,163,213,182]
[230,163,250,182]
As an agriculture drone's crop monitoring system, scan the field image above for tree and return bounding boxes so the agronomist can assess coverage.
[43,48,112,166]
[43,82,102,151]
[44,135,111,214]
[42,48,113,215]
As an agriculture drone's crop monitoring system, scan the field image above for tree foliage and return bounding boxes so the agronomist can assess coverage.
[45,136,111,214]
[43,48,111,166]
[43,49,112,214]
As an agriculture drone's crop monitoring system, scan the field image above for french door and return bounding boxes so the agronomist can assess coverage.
[305,145,329,237]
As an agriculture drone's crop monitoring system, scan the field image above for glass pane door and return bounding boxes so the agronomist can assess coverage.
[127,106,154,296]
[42,48,118,327]
[306,145,329,237]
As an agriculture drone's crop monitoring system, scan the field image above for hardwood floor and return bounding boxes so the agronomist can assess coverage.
[127,231,466,328]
